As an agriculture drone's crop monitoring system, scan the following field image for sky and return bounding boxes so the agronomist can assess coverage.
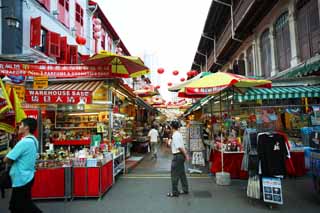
[95,0,212,100]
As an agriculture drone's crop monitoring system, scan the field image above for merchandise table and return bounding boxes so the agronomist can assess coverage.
[210,150,307,179]
[32,159,113,199]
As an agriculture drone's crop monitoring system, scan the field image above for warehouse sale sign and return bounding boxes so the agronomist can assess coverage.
[25,89,92,104]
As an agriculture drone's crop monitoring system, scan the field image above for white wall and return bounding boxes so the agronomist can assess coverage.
[22,0,94,59]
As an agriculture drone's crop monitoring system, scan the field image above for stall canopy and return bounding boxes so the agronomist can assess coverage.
[235,86,320,102]
[25,81,104,104]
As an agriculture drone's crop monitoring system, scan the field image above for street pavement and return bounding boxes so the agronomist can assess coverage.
[1,144,319,213]
[1,175,319,213]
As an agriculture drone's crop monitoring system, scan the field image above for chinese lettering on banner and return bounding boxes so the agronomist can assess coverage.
[0,62,124,78]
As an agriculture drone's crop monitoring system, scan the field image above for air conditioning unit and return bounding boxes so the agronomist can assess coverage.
[52,10,59,16]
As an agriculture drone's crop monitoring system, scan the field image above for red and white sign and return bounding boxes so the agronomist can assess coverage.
[0,62,126,78]
[25,90,92,104]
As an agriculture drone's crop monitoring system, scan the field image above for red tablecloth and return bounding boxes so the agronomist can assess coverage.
[210,150,307,179]
[210,150,248,179]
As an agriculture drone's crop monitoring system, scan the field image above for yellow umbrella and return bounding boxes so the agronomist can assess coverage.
[84,51,150,78]
[181,72,272,97]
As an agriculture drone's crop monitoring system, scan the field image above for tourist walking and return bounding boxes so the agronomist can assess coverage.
[148,124,159,159]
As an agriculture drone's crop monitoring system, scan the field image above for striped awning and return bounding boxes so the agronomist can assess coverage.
[236,86,320,102]
[46,81,104,92]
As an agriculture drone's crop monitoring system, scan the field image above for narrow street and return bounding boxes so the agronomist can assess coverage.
[1,145,319,213]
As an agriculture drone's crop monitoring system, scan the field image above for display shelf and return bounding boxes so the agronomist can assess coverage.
[56,121,98,124]
[113,152,124,160]
[55,127,97,129]
[113,162,125,177]
[52,139,91,146]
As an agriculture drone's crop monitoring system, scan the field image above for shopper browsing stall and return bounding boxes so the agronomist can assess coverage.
[4,118,42,213]
[167,120,189,197]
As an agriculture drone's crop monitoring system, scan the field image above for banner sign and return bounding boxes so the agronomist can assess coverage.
[0,62,123,78]
[25,90,92,104]
[262,177,283,205]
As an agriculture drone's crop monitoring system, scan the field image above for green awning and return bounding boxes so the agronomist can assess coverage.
[236,86,320,102]
[273,55,320,79]
[184,95,214,115]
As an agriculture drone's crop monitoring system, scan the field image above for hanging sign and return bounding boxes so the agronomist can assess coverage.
[25,90,92,104]
[262,177,283,205]
[33,76,48,89]
[0,62,123,78]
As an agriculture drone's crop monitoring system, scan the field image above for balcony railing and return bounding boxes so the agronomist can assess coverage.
[233,0,255,30]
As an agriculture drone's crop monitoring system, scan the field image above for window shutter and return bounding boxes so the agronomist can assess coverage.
[44,0,51,11]
[68,45,78,64]
[57,37,67,64]
[58,0,65,25]
[65,0,70,28]
[30,16,41,47]
[46,31,61,57]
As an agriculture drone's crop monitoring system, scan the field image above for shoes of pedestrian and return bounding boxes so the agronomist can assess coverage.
[179,190,189,195]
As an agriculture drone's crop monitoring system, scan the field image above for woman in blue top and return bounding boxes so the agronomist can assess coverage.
[4,118,42,213]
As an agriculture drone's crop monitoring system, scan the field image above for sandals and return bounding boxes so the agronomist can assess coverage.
[167,192,179,197]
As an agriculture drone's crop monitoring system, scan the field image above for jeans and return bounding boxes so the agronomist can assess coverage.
[9,178,42,213]
[171,153,188,195]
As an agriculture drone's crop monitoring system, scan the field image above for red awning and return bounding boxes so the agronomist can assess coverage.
[25,81,104,104]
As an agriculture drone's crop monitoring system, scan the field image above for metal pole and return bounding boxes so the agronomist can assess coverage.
[219,92,224,173]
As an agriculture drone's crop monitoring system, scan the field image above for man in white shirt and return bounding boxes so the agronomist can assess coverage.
[148,125,159,159]
[167,120,189,197]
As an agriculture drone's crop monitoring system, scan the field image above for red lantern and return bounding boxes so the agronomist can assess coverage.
[180,77,185,82]
[187,71,193,77]
[144,86,149,90]
[172,70,179,76]
[93,25,102,32]
[167,82,172,87]
[93,18,101,25]
[156,85,160,89]
[191,70,198,76]
[157,68,164,74]
[76,36,86,45]
[93,32,101,40]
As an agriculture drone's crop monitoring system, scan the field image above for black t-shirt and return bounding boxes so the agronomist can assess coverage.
[258,133,288,177]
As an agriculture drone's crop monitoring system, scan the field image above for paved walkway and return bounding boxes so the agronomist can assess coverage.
[1,146,319,212]
[1,176,319,213]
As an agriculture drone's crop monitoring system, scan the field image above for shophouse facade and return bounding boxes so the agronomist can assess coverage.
[0,0,129,64]
[192,0,320,81]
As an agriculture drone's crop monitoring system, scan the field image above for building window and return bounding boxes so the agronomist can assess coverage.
[75,3,84,36]
[238,54,246,76]
[33,28,48,53]
[58,0,70,28]
[297,0,320,62]
[274,12,291,71]
[260,29,272,77]
[246,46,254,76]
[37,0,50,11]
